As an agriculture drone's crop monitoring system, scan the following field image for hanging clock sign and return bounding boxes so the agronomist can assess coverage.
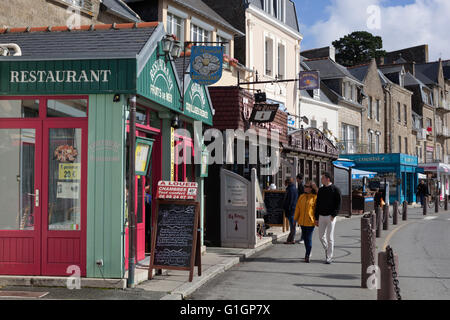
[249,103,279,123]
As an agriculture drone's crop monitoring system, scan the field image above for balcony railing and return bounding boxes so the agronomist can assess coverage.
[437,100,450,112]
[337,141,378,154]
[416,129,428,141]
[436,126,450,138]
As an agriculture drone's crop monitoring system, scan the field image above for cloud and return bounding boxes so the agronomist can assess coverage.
[304,0,450,61]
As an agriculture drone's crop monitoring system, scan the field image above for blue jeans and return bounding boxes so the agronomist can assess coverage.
[287,215,296,242]
[300,226,315,257]
[418,194,425,206]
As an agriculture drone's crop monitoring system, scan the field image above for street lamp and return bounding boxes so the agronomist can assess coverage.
[159,35,182,61]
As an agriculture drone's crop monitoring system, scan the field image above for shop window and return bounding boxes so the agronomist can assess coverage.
[0,99,39,118]
[48,128,82,231]
[167,13,185,43]
[47,99,87,118]
[0,129,35,230]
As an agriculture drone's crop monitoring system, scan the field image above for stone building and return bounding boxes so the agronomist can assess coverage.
[302,54,365,155]
[348,59,386,154]
[201,0,302,131]
[125,0,244,87]
[0,0,140,28]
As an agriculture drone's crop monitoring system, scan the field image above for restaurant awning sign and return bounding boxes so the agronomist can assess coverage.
[299,71,320,90]
[190,46,223,86]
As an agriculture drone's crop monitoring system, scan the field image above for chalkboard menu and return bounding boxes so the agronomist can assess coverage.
[263,190,286,225]
[149,200,200,281]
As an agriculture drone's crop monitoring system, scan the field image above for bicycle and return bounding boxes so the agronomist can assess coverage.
[427,194,445,209]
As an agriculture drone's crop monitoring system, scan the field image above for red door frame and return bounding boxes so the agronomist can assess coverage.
[0,119,42,275]
[124,106,161,268]
[0,95,88,276]
[41,119,88,276]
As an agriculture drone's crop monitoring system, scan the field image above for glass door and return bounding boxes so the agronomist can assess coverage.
[0,121,42,275]
[41,120,87,276]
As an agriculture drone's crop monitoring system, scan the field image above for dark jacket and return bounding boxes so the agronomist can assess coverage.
[417,183,429,196]
[283,183,298,217]
[297,182,305,197]
[315,184,342,219]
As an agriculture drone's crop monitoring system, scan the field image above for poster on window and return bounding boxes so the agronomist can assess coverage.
[190,46,223,86]
[57,181,80,199]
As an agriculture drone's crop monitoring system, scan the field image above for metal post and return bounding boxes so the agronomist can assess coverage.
[423,196,427,216]
[127,96,137,288]
[445,194,448,211]
[377,250,399,300]
[383,203,389,231]
[375,206,381,238]
[361,214,376,288]
[435,193,439,213]
[402,201,408,221]
[393,201,398,225]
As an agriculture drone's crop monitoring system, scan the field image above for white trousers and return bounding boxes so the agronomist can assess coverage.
[318,215,336,261]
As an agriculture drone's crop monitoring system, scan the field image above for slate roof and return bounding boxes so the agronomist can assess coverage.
[378,64,404,75]
[102,0,141,22]
[347,65,369,82]
[0,22,159,60]
[247,0,299,32]
[443,60,450,80]
[415,62,440,85]
[171,0,244,36]
[302,57,362,84]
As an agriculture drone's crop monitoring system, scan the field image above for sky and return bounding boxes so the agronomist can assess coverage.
[293,0,450,61]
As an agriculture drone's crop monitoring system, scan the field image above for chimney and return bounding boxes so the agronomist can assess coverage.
[329,46,335,62]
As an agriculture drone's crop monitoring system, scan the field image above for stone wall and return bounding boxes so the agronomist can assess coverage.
[0,0,129,28]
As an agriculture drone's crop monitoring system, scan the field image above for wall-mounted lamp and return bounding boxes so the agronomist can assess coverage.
[113,94,121,102]
[171,114,180,129]
[300,116,309,125]
[159,35,182,62]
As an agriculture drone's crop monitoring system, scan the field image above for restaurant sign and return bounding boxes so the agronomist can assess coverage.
[190,46,224,86]
[0,59,136,95]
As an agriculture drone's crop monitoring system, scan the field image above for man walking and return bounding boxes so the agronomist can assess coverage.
[283,178,298,244]
[296,174,305,197]
[315,172,341,264]
[416,180,429,208]
[296,174,305,244]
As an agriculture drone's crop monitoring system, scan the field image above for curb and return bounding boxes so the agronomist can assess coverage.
[159,231,289,300]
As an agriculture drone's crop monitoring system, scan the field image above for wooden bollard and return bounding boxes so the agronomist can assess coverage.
[377,250,399,300]
[402,201,408,221]
[361,214,376,288]
[393,201,398,225]
[383,204,389,231]
[375,206,382,238]
[435,194,439,213]
[423,197,427,215]
[445,195,448,211]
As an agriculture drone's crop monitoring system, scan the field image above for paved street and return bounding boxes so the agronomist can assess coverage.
[1,206,449,300]
[189,206,450,300]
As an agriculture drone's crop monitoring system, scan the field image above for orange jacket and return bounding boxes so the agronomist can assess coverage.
[294,193,317,227]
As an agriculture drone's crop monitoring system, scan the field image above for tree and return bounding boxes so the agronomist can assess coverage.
[332,31,386,67]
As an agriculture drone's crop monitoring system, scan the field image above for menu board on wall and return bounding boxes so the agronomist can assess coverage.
[148,200,201,282]
[226,177,248,207]
[263,190,286,225]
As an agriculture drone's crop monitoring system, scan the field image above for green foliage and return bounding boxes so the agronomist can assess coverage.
[332,31,386,67]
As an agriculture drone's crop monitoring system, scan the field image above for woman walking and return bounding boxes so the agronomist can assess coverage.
[294,182,318,263]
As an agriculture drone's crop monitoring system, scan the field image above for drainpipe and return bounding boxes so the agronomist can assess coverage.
[127,95,137,288]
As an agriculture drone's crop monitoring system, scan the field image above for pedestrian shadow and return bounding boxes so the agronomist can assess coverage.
[244,257,303,264]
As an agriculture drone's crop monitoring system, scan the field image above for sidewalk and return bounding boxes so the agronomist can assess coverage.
[136,217,352,300]
[136,226,291,300]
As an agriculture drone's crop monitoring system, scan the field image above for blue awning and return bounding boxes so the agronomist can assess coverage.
[333,159,356,168]
[352,169,377,179]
